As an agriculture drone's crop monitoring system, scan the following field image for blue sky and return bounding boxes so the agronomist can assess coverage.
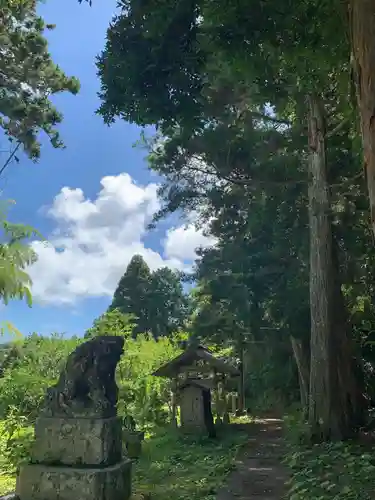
[1,0,214,338]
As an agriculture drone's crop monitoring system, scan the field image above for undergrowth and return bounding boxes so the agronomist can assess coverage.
[284,413,375,499]
[0,420,248,498]
[0,414,34,495]
[133,426,247,500]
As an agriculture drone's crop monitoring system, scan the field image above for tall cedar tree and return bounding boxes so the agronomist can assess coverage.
[91,0,375,242]
[109,255,151,336]
[109,255,188,338]
[350,0,375,241]
[95,0,370,438]
[148,267,188,338]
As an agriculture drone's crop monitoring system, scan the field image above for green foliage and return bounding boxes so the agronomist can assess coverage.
[0,421,248,498]
[0,410,34,494]
[84,308,186,426]
[0,409,33,474]
[96,0,349,143]
[0,329,184,427]
[117,333,184,425]
[95,0,375,438]
[284,413,375,499]
[0,322,23,338]
[147,267,190,338]
[84,308,135,339]
[0,0,80,159]
[243,344,298,412]
[110,255,151,334]
[285,440,375,499]
[0,329,186,490]
[286,443,375,499]
[0,333,81,418]
[134,427,247,500]
[97,0,205,128]
[109,255,189,338]
[0,200,42,307]
[0,473,15,497]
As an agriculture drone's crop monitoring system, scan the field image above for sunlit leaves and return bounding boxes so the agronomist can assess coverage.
[84,309,136,339]
[0,322,23,339]
[0,201,42,307]
[0,0,80,159]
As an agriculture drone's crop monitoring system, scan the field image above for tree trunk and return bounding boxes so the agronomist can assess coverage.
[350,0,375,238]
[290,336,309,412]
[307,94,365,440]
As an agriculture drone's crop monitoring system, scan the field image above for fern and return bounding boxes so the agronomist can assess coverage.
[0,200,42,307]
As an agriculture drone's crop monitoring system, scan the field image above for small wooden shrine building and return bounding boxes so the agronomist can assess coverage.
[153,344,240,435]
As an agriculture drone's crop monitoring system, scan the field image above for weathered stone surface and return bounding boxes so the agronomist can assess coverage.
[16,459,132,500]
[16,337,132,500]
[42,336,124,418]
[0,494,18,500]
[31,416,122,466]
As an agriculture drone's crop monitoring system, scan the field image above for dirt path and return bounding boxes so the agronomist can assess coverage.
[216,418,289,500]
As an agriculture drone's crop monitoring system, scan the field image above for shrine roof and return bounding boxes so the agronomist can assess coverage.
[153,344,240,378]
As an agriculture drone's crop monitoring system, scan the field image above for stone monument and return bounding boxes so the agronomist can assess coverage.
[16,335,132,500]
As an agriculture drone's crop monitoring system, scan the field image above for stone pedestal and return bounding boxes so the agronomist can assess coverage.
[31,416,122,466]
[16,416,131,500]
[16,459,132,500]
[16,336,131,500]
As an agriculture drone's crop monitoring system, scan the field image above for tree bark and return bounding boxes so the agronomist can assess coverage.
[290,336,309,412]
[307,94,365,440]
[350,0,375,238]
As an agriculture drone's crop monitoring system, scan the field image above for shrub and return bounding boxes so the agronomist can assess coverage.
[0,333,81,419]
[284,413,375,499]
[118,333,183,426]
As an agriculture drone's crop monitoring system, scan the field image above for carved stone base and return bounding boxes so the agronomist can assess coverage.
[16,459,132,500]
[31,416,122,466]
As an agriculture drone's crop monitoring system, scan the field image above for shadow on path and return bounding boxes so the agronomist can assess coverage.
[216,418,288,500]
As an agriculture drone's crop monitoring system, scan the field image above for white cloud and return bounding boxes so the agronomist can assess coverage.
[29,173,215,305]
[164,223,217,262]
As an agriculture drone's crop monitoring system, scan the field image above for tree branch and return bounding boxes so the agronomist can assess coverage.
[0,142,21,178]
[326,118,349,138]
[248,111,292,127]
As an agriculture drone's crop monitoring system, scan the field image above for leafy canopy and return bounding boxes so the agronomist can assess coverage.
[84,309,135,339]
[109,255,189,338]
[1,0,80,159]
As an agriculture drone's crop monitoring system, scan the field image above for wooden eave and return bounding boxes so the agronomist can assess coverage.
[153,345,240,378]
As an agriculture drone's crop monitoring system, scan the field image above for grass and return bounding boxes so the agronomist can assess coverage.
[133,425,248,500]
